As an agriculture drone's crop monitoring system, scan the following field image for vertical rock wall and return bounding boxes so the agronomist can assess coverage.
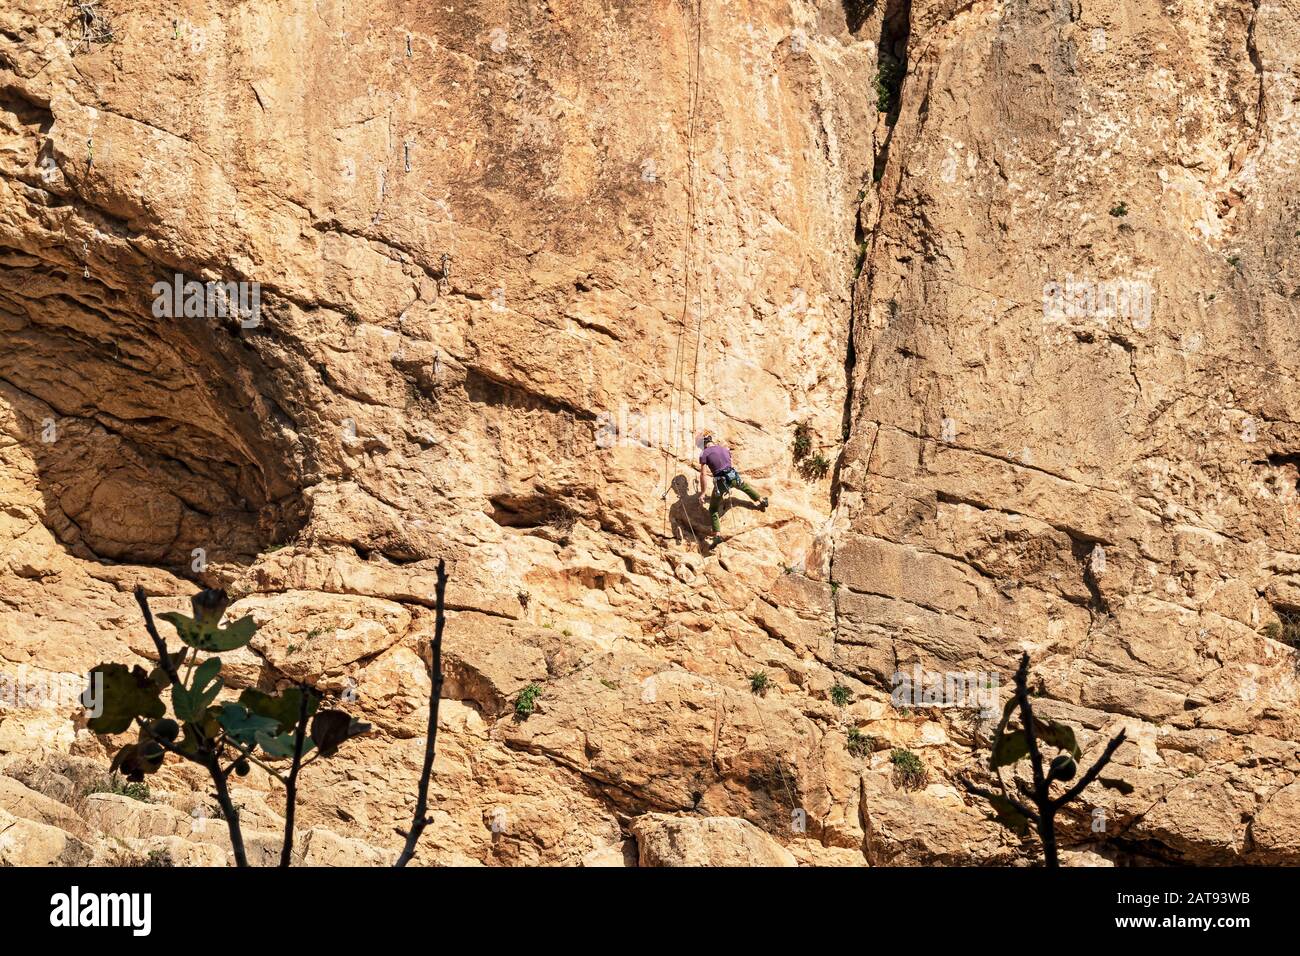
[0,0,1297,865]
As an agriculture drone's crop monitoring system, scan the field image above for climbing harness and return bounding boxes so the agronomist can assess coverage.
[711,466,741,495]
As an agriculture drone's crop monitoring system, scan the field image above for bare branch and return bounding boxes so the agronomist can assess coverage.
[960,776,1039,825]
[134,585,182,686]
[205,753,249,866]
[1013,653,1047,800]
[279,685,313,867]
[1051,729,1128,811]
[394,559,447,867]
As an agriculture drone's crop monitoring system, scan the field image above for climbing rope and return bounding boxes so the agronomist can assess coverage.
[640,0,805,832]
[660,0,712,509]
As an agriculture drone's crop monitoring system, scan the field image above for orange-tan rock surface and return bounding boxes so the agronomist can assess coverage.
[1,0,1299,865]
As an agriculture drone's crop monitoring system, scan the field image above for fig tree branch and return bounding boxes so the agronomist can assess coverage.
[394,559,447,867]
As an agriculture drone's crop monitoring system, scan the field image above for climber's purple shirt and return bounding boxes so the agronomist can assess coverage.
[700,444,733,475]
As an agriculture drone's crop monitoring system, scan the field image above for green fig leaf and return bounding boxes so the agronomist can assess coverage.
[86,663,165,735]
[216,703,280,748]
[239,687,320,735]
[986,793,1031,836]
[156,611,197,643]
[158,611,257,653]
[1035,720,1083,760]
[172,657,223,723]
[256,730,315,759]
[990,729,1029,770]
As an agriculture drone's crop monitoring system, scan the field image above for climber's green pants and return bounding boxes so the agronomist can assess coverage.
[709,479,761,532]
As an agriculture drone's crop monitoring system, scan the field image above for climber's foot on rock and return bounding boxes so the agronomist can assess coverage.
[759,497,769,511]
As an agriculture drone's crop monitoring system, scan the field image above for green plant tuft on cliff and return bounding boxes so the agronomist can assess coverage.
[84,774,151,803]
[847,728,874,758]
[891,748,927,790]
[800,453,831,481]
[874,56,903,113]
[793,421,813,461]
[853,239,868,278]
[515,683,542,719]
[546,503,579,544]
[1263,609,1300,646]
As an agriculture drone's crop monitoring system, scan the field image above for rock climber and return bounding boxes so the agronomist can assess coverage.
[697,431,768,545]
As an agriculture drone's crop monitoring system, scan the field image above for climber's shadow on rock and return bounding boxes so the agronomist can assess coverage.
[668,475,766,553]
[668,475,713,553]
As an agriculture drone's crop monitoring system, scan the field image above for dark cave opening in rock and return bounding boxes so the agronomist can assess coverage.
[0,252,308,575]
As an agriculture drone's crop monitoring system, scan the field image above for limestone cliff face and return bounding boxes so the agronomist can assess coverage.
[0,0,1296,866]
[839,0,1300,864]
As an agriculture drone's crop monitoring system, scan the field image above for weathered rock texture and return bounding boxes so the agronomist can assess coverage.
[0,0,1297,865]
